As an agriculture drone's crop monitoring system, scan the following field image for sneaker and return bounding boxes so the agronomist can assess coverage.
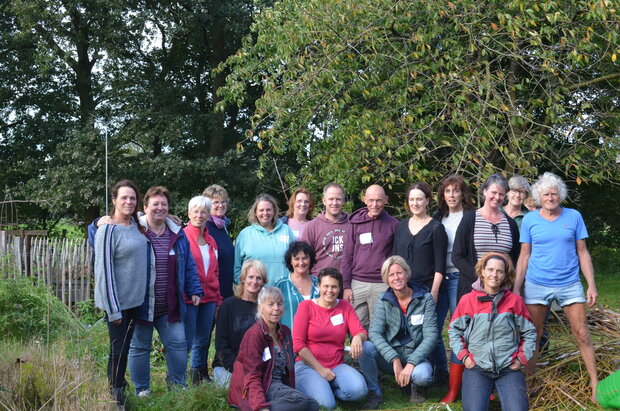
[137,389,151,398]
[410,383,427,404]
[362,391,384,410]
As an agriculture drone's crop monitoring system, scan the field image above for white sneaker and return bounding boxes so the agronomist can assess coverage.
[137,389,151,398]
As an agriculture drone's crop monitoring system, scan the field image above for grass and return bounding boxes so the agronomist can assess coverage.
[0,247,618,411]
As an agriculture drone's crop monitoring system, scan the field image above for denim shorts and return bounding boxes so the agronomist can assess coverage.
[523,280,586,307]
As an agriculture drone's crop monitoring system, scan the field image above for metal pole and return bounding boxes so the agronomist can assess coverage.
[105,131,108,215]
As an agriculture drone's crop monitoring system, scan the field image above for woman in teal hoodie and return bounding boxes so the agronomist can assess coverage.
[234,194,294,286]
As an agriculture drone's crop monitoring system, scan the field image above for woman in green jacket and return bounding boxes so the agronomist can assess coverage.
[358,256,438,408]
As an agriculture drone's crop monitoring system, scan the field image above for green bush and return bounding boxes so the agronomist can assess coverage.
[74,299,103,325]
[0,278,82,342]
[590,246,620,276]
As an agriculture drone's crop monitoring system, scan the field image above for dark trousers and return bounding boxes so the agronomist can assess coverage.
[267,380,320,411]
[462,366,528,411]
[106,307,140,389]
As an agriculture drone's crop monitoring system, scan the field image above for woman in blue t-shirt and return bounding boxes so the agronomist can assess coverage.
[513,172,598,403]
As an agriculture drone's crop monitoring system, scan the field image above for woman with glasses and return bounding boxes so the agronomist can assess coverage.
[502,175,531,231]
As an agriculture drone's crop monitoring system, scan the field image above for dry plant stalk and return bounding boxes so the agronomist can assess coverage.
[529,308,620,410]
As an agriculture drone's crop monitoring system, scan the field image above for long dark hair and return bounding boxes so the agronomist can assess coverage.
[436,174,475,217]
[110,179,142,230]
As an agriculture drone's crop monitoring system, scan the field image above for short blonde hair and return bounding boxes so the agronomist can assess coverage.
[235,260,268,298]
[380,256,411,285]
[203,184,229,201]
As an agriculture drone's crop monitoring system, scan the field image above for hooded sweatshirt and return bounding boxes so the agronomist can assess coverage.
[301,210,350,275]
[341,208,398,288]
[233,220,294,286]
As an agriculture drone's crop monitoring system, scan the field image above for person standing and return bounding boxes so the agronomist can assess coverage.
[502,175,531,231]
[392,182,448,387]
[513,172,599,403]
[94,180,149,408]
[234,194,294,286]
[280,187,315,240]
[301,183,350,275]
[128,186,203,396]
[442,173,520,404]
[431,174,475,387]
[203,184,235,300]
[341,184,398,329]
[183,195,221,385]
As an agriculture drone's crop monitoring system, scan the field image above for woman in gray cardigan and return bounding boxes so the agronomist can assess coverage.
[358,256,437,408]
[94,180,150,408]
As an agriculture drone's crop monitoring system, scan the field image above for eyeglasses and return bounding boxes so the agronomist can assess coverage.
[509,190,527,196]
[212,200,228,206]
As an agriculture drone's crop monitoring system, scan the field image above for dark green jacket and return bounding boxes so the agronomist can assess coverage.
[369,283,437,366]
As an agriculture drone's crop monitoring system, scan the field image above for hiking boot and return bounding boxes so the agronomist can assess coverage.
[190,368,201,386]
[410,383,427,404]
[110,386,126,410]
[362,391,384,410]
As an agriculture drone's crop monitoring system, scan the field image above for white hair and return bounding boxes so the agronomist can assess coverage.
[255,287,284,321]
[531,172,568,205]
[187,195,212,215]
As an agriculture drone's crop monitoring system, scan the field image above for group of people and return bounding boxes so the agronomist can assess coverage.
[93,171,599,411]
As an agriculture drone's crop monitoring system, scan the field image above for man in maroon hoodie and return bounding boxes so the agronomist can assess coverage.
[302,183,350,275]
[341,185,398,329]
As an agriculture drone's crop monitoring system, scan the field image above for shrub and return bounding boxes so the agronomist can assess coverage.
[0,278,82,343]
[75,299,104,325]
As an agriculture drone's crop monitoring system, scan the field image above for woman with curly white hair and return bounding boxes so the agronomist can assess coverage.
[513,172,599,403]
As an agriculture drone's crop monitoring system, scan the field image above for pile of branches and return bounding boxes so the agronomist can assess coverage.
[529,307,620,410]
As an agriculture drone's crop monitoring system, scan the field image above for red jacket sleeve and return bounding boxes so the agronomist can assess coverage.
[240,328,270,410]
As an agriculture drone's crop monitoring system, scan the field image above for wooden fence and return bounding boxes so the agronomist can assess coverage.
[0,231,92,306]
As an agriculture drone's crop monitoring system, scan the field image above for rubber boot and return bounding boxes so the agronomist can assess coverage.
[439,362,465,404]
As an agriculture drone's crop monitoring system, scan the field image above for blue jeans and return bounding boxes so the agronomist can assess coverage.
[294,361,368,410]
[462,366,528,411]
[359,341,433,395]
[129,314,188,393]
[432,272,460,367]
[184,302,216,370]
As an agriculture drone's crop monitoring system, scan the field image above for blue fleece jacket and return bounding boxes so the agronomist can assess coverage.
[233,221,294,286]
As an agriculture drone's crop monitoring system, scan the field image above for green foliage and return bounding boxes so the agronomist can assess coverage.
[0,278,82,342]
[74,299,104,325]
[590,246,620,277]
[221,0,620,199]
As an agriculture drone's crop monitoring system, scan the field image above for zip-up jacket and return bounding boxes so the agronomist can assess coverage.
[228,319,296,411]
[448,280,536,373]
[139,216,203,323]
[369,283,438,366]
[183,223,221,305]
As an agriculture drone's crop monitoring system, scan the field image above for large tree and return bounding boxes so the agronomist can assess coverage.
[221,0,620,201]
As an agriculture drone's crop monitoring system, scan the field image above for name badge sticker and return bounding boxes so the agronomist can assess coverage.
[359,232,373,244]
[168,249,176,256]
[278,235,289,243]
[410,314,424,326]
[330,313,344,326]
[262,347,272,362]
